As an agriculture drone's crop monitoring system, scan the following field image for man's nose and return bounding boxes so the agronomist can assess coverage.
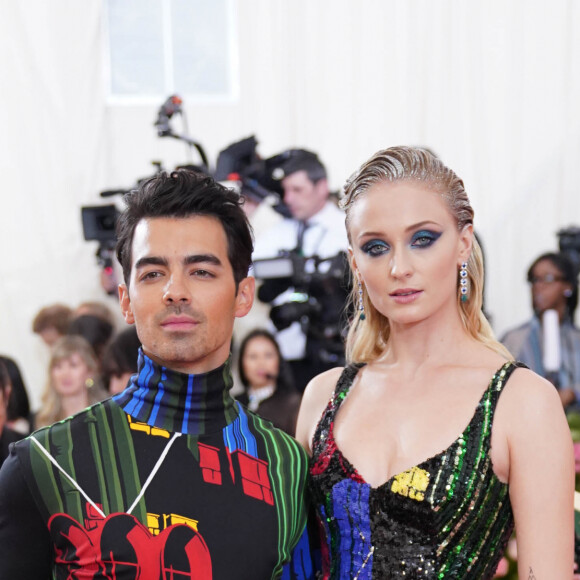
[163,273,191,304]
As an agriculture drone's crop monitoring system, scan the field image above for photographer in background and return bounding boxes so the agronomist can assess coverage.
[253,149,349,391]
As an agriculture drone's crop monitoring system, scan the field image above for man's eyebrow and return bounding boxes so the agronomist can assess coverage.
[134,254,223,270]
[184,254,223,267]
[134,256,168,270]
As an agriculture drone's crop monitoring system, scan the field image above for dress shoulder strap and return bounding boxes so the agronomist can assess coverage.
[311,364,365,458]
[330,363,365,407]
[485,361,527,425]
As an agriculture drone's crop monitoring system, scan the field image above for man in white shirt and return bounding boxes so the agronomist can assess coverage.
[252,150,349,391]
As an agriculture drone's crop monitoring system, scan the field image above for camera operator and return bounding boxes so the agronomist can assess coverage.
[253,149,349,391]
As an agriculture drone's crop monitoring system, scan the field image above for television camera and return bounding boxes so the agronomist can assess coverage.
[253,250,350,367]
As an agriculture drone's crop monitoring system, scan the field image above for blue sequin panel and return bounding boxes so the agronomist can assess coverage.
[332,478,373,579]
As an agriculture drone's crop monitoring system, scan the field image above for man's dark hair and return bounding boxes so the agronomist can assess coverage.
[116,169,254,289]
[275,149,327,184]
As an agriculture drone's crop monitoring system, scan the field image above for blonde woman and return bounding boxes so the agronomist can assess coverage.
[296,146,574,579]
[35,336,108,428]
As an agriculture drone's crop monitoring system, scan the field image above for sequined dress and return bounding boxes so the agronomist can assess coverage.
[309,361,522,579]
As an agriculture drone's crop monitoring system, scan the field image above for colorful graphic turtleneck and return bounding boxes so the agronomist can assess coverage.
[0,351,314,579]
[113,351,239,436]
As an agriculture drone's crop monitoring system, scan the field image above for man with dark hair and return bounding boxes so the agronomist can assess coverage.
[253,150,349,391]
[0,170,314,578]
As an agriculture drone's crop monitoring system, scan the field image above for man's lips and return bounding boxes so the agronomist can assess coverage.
[161,316,198,330]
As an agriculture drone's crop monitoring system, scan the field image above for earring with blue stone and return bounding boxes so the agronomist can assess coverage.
[358,279,366,320]
[459,262,468,302]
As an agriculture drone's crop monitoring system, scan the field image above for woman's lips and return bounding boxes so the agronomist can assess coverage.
[389,289,423,304]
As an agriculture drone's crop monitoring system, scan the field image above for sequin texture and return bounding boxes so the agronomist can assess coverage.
[309,362,522,579]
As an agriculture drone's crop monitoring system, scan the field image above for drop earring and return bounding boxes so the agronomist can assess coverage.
[358,280,366,320]
[459,262,468,302]
[564,288,573,298]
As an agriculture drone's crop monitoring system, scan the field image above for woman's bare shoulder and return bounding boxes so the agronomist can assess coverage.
[502,365,562,409]
[304,366,345,401]
[295,366,345,453]
[496,365,568,438]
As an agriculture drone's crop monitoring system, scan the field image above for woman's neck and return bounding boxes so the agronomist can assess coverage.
[381,303,472,373]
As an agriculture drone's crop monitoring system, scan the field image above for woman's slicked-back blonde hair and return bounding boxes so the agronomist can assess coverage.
[340,146,511,363]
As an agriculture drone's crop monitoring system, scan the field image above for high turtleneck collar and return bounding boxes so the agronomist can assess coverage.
[112,350,238,436]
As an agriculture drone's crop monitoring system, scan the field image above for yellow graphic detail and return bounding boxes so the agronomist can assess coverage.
[391,466,430,501]
[164,513,198,531]
[147,513,161,535]
[147,512,199,535]
[127,415,170,438]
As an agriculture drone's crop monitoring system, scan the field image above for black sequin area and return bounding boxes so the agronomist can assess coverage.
[309,361,523,579]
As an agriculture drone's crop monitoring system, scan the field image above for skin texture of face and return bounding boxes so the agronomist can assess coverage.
[51,353,92,398]
[242,336,280,389]
[119,216,254,375]
[282,170,329,221]
[530,259,571,320]
[348,181,472,330]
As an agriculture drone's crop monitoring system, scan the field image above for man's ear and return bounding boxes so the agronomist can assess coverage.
[234,277,255,319]
[118,283,135,325]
